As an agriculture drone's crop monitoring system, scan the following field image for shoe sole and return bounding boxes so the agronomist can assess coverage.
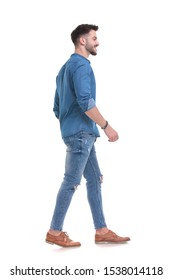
[45,240,81,247]
[95,241,130,244]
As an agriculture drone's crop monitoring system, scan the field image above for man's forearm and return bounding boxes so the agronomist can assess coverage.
[85,106,107,128]
[85,106,119,142]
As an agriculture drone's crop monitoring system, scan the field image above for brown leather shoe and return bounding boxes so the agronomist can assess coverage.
[95,230,130,244]
[46,232,81,247]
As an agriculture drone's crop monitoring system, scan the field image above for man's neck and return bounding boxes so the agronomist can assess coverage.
[75,48,89,59]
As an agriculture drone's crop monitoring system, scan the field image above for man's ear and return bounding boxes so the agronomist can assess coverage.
[79,36,86,46]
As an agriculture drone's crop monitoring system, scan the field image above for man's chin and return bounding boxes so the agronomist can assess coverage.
[90,51,97,56]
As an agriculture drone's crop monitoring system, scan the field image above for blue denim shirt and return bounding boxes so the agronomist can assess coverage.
[53,53,100,138]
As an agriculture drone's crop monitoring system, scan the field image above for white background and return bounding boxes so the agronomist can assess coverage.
[0,0,173,279]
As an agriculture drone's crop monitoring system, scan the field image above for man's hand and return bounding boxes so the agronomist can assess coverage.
[104,125,119,142]
[85,107,119,142]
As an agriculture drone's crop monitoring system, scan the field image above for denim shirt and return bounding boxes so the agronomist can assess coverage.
[53,53,100,138]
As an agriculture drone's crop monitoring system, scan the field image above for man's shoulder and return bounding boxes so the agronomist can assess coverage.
[57,54,90,78]
[70,54,90,66]
[69,54,91,75]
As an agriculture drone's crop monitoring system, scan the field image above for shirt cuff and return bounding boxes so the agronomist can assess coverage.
[87,98,96,111]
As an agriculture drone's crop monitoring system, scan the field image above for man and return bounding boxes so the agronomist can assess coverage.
[46,24,130,247]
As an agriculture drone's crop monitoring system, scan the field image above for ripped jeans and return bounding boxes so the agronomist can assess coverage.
[50,131,107,230]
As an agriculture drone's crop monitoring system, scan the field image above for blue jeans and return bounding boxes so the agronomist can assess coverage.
[50,131,107,230]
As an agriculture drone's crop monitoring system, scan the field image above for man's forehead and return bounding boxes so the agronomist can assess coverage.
[87,30,97,38]
[89,30,97,35]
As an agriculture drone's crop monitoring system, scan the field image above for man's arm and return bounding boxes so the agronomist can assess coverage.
[85,106,119,142]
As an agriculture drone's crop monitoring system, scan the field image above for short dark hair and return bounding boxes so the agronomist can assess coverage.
[71,24,98,45]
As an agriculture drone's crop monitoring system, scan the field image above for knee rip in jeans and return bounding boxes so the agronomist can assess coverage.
[73,184,79,191]
[100,175,103,184]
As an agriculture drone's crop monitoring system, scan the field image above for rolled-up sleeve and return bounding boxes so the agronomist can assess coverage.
[73,64,96,112]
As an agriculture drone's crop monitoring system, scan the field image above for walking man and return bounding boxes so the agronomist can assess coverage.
[46,24,130,247]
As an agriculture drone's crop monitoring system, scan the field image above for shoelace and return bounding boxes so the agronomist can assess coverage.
[62,232,72,242]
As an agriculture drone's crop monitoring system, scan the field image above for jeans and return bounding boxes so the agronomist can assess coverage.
[50,131,107,230]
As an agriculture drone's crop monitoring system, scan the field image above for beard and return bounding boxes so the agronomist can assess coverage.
[90,50,97,56]
[85,44,98,56]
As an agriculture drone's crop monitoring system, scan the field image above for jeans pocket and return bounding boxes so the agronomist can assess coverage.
[63,133,82,152]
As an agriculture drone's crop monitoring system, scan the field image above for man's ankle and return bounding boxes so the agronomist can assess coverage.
[48,229,62,236]
[96,227,109,235]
